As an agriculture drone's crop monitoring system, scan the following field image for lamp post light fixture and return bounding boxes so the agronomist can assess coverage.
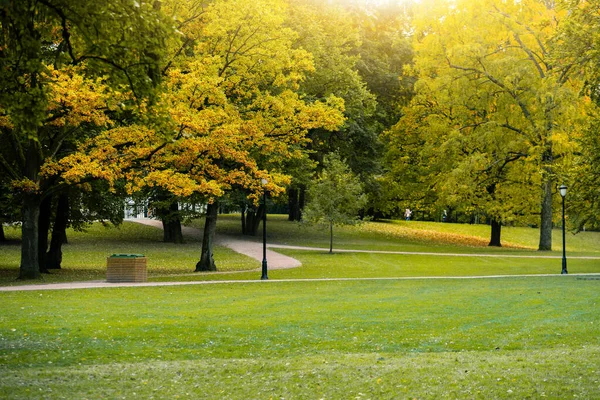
[559,184,568,275]
[261,178,268,280]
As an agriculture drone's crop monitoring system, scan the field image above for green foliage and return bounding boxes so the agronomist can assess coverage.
[556,0,600,231]
[287,0,384,197]
[383,0,589,248]
[303,153,367,252]
[0,0,172,278]
[304,153,367,226]
[567,116,600,231]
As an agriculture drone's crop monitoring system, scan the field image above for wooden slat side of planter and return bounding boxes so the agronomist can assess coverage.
[106,257,147,282]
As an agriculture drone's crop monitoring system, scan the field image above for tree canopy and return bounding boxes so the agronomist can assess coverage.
[383,0,591,248]
[0,0,171,279]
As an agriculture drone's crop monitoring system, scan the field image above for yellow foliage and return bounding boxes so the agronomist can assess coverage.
[0,114,13,129]
[11,178,40,194]
[49,0,344,204]
[45,65,114,128]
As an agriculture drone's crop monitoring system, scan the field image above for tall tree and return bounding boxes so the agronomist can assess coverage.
[385,0,586,248]
[353,2,416,216]
[0,0,170,279]
[52,0,342,271]
[161,0,345,270]
[286,0,378,218]
[556,0,600,231]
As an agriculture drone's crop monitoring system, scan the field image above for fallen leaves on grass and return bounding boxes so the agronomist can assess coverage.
[358,223,529,249]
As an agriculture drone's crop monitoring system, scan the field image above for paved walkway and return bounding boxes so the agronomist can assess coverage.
[132,218,302,270]
[2,273,598,292]
[267,244,600,260]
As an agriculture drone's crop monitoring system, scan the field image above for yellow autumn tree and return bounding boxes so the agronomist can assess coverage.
[0,0,169,280]
[56,0,345,271]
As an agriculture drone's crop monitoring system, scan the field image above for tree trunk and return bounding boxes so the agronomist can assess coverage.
[329,220,333,254]
[162,218,183,243]
[0,223,5,242]
[37,195,52,273]
[488,218,502,247]
[196,201,218,271]
[19,194,41,280]
[46,193,69,269]
[243,204,265,236]
[240,204,246,234]
[538,175,553,251]
[298,185,306,221]
[160,201,183,243]
[539,104,554,251]
[288,187,299,221]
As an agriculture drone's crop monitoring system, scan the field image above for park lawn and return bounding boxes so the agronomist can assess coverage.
[1,216,599,285]
[0,277,599,398]
[151,248,600,284]
[209,214,600,256]
[0,222,259,286]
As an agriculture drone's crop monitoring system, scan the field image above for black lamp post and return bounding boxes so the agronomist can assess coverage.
[261,178,268,280]
[559,184,568,275]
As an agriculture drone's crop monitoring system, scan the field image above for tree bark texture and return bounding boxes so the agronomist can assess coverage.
[196,201,218,272]
[298,185,306,220]
[160,201,183,243]
[329,220,333,254]
[46,193,69,269]
[19,138,43,279]
[19,194,41,280]
[288,187,299,221]
[287,186,305,222]
[488,218,502,247]
[538,176,553,251]
[539,105,554,251]
[240,206,246,235]
[37,195,52,273]
[243,204,265,236]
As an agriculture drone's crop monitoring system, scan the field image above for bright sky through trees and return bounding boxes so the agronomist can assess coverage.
[337,0,411,7]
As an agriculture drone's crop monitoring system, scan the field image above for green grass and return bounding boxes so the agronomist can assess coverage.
[1,217,599,397]
[207,214,600,256]
[2,215,599,285]
[1,277,599,398]
[0,222,259,286]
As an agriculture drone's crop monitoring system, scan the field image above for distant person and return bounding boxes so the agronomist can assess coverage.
[442,209,448,222]
[404,208,412,221]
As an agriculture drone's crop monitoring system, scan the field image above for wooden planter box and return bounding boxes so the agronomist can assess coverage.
[106,254,147,283]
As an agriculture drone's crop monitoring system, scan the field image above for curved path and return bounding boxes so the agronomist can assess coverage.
[131,218,302,270]
[135,218,600,261]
